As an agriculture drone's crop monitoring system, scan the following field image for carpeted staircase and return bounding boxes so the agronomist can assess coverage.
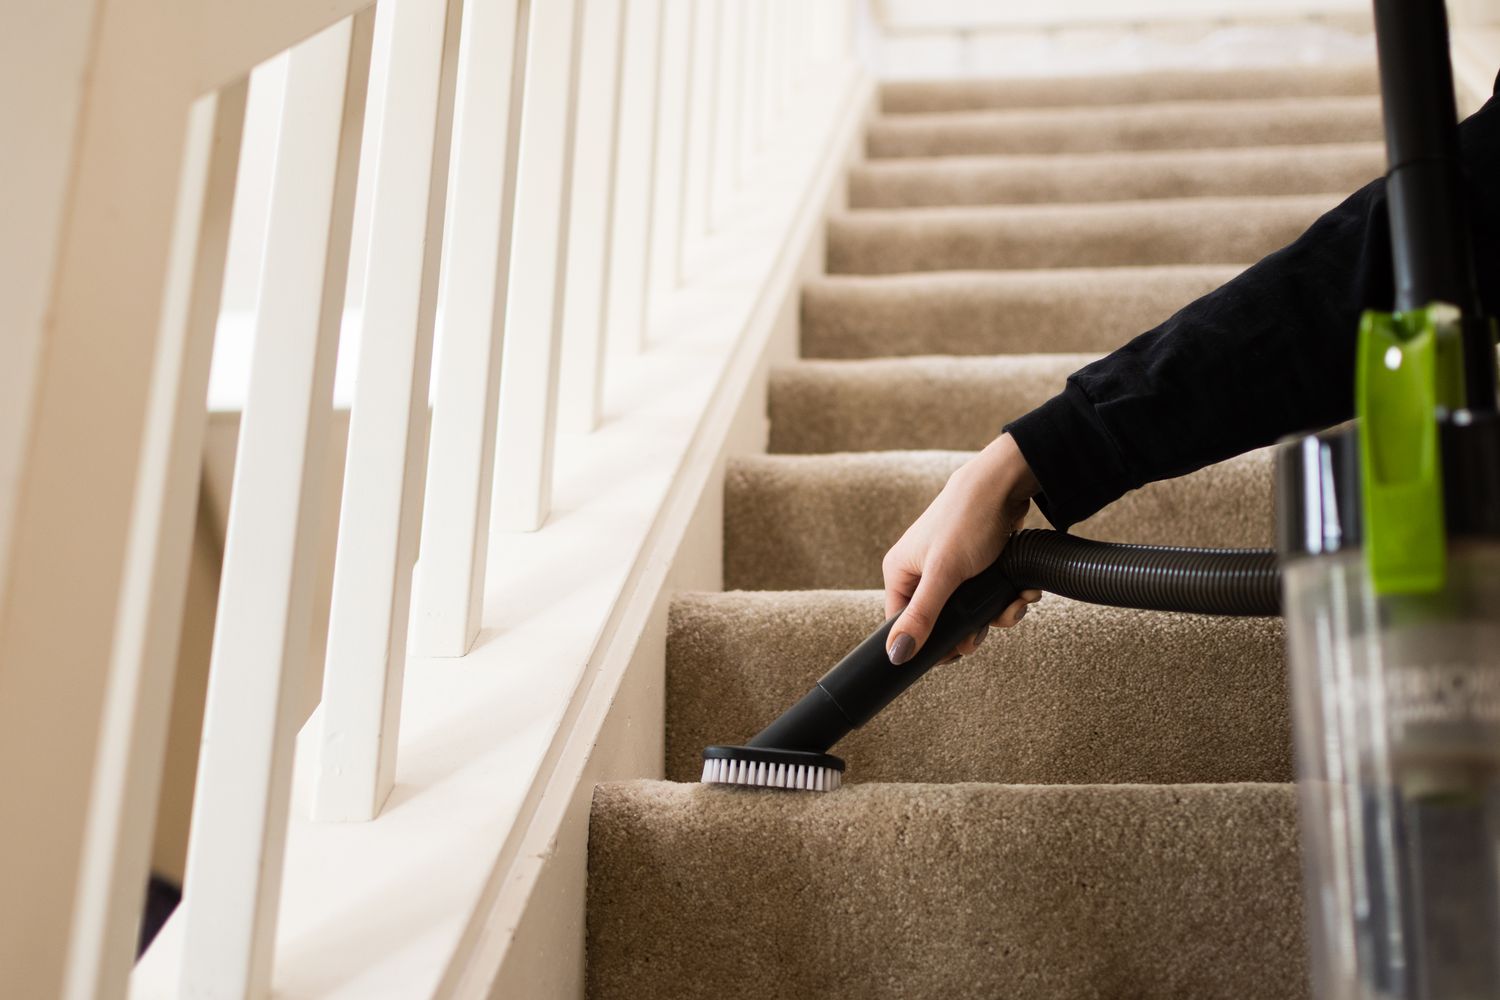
[588,62,1384,999]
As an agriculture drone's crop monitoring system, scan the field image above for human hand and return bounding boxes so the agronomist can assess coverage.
[882,433,1043,665]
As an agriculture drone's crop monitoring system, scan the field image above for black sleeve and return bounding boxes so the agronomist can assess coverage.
[1005,78,1500,532]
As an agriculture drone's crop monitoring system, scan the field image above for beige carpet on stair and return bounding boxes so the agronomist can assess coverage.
[879,62,1376,112]
[827,194,1339,274]
[850,142,1384,208]
[724,449,1274,591]
[585,60,1364,1000]
[769,354,1096,453]
[665,590,1289,785]
[588,782,1306,1000]
[801,266,1238,357]
[867,95,1382,157]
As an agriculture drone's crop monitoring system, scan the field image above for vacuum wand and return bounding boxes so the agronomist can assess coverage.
[702,529,1280,791]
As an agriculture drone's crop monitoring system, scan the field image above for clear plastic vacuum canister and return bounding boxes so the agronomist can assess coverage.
[1284,545,1500,1000]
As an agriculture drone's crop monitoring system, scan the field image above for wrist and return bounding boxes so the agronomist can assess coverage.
[981,433,1039,498]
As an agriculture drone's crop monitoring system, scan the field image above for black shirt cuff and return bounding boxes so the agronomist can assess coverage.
[1003,381,1136,532]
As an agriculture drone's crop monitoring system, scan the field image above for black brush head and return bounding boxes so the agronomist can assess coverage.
[701,745,845,791]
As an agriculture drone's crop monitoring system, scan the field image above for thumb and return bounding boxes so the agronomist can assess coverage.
[887,564,961,666]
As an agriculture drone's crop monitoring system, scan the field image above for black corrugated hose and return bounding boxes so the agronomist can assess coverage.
[1000,529,1280,617]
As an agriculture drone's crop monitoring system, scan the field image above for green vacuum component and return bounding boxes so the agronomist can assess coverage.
[1355,302,1463,594]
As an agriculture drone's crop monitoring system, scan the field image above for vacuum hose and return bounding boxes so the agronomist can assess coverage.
[740,529,1278,756]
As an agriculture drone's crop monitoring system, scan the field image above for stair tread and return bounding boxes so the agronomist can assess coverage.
[868,94,1381,157]
[588,780,1306,1000]
[827,194,1337,273]
[880,61,1376,113]
[769,354,1094,454]
[801,266,1237,357]
[724,449,1273,590]
[850,141,1384,208]
[666,589,1288,785]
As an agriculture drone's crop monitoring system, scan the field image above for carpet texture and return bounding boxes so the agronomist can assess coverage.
[800,266,1238,357]
[584,60,1353,999]
[769,354,1096,453]
[588,782,1306,1000]
[723,449,1274,591]
[665,591,1290,785]
[867,96,1382,158]
[827,194,1339,274]
[879,62,1376,113]
[850,142,1384,208]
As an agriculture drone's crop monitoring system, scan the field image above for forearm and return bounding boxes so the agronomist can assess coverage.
[1007,82,1500,532]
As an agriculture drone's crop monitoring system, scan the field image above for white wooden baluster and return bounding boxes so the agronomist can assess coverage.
[315,0,463,823]
[0,5,233,994]
[177,14,373,997]
[680,0,719,248]
[710,0,744,224]
[646,0,695,318]
[558,0,627,434]
[758,0,782,144]
[490,0,585,531]
[408,0,529,658]
[604,0,665,360]
[741,0,767,167]
[777,0,796,114]
[64,81,247,1000]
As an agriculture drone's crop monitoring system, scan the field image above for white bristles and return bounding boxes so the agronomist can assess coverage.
[701,756,843,792]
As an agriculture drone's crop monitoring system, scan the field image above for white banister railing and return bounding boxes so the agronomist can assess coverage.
[557,0,627,435]
[4,0,861,995]
[407,0,527,660]
[490,0,584,533]
[66,78,250,1000]
[605,0,665,361]
[178,14,375,995]
[647,0,695,318]
[313,0,464,824]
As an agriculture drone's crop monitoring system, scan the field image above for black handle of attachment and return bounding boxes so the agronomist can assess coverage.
[747,558,1019,755]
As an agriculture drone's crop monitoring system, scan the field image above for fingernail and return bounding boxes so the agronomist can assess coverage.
[974,626,990,647]
[888,633,916,665]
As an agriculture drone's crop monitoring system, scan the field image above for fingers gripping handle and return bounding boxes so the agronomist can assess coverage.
[824,557,1020,728]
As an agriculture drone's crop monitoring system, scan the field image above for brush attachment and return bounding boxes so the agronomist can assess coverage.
[701,745,844,791]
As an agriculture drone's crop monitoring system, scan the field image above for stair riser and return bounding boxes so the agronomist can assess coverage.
[723,450,1274,591]
[827,196,1336,274]
[850,144,1384,208]
[667,591,1289,785]
[868,97,1382,158]
[769,355,1094,454]
[880,64,1376,113]
[589,782,1307,1000]
[800,267,1237,358]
